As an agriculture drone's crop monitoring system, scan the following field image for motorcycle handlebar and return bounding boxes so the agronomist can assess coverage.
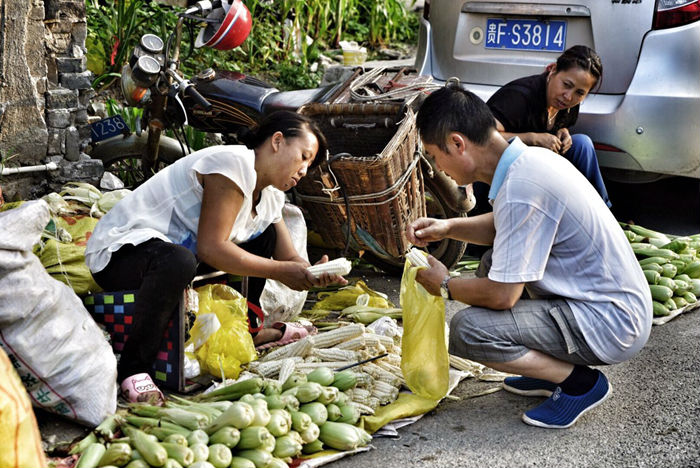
[184,84,213,111]
[183,0,223,16]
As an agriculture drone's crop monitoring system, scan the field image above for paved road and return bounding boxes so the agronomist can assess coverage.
[329,270,700,468]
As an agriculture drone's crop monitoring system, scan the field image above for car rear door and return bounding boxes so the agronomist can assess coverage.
[430,0,655,94]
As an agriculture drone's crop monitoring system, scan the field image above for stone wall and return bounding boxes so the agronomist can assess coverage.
[0,0,100,202]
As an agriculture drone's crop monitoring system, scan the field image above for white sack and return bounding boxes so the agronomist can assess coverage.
[259,203,309,324]
[0,200,117,427]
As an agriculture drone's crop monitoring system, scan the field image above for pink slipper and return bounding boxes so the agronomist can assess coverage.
[255,322,318,351]
[121,373,165,405]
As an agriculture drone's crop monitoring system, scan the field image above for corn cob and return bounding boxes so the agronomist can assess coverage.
[362,362,401,387]
[353,401,376,415]
[406,248,430,268]
[383,352,402,367]
[371,379,400,403]
[306,258,352,277]
[354,371,374,388]
[310,348,359,362]
[311,324,365,348]
[335,336,367,350]
[367,396,381,410]
[295,361,350,373]
[449,354,485,375]
[346,387,372,405]
[277,358,297,385]
[260,337,314,362]
[371,333,395,348]
[250,357,303,378]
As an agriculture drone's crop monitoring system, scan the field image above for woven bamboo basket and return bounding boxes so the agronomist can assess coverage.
[294,103,425,258]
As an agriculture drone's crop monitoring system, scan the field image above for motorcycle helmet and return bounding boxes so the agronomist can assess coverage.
[195,0,252,51]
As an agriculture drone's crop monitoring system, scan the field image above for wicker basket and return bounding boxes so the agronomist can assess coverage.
[294,103,425,258]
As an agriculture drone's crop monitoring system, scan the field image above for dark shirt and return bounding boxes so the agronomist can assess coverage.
[486,72,578,134]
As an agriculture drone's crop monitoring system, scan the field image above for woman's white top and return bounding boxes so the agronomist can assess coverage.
[85,145,285,273]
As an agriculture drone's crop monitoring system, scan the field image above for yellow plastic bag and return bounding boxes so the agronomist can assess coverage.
[0,348,47,468]
[399,259,449,401]
[189,284,257,379]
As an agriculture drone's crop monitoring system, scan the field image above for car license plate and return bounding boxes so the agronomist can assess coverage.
[485,18,566,52]
[90,115,129,143]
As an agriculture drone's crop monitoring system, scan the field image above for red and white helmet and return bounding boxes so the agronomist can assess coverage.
[195,0,252,51]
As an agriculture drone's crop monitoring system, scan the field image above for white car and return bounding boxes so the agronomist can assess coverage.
[415,0,700,182]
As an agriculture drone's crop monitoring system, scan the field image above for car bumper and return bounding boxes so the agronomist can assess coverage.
[415,18,700,179]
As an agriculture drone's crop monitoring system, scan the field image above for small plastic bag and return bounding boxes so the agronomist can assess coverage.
[189,284,257,379]
[399,259,449,401]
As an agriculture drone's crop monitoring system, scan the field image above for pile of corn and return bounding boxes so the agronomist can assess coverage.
[621,222,700,317]
[248,323,403,414]
[69,369,372,468]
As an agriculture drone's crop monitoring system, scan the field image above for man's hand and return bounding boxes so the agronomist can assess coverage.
[415,255,450,296]
[407,217,450,247]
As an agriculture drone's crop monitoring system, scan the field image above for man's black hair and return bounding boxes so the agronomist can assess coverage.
[416,82,497,152]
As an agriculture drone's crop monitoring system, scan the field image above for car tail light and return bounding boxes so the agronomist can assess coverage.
[594,142,624,152]
[423,0,430,20]
[653,0,700,29]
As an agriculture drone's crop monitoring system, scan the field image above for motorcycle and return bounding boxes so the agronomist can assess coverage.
[88,0,474,274]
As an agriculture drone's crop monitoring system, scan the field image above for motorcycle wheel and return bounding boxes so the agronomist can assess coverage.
[361,174,468,276]
[89,133,185,189]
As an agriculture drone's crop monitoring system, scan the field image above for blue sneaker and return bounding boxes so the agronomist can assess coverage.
[503,376,557,397]
[522,371,612,429]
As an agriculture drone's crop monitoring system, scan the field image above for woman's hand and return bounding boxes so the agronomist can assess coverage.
[311,254,349,288]
[415,255,450,296]
[277,255,348,291]
[556,128,572,154]
[407,217,450,247]
[529,132,562,153]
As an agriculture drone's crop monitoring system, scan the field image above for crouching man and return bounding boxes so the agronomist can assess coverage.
[407,83,652,428]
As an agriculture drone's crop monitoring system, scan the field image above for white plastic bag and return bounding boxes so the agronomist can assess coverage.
[0,200,118,427]
[259,204,309,324]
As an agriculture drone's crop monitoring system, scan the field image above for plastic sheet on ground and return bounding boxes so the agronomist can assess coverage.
[652,301,700,325]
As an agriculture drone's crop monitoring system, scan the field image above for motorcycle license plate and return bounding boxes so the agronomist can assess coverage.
[90,115,129,143]
[484,18,566,52]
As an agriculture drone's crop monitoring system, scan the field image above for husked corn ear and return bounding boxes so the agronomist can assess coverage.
[311,348,359,362]
[383,352,402,367]
[335,336,369,351]
[372,334,395,348]
[372,379,399,395]
[353,402,375,415]
[354,372,373,388]
[307,258,352,277]
[296,362,350,372]
[368,396,381,410]
[260,336,314,362]
[346,387,371,405]
[449,354,485,376]
[312,324,365,348]
[362,363,401,387]
[251,357,304,378]
[406,248,430,268]
[277,358,297,385]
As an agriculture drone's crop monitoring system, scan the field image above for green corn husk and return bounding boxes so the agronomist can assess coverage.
[290,410,312,432]
[237,426,273,450]
[75,442,106,468]
[125,460,150,468]
[205,401,255,434]
[272,434,303,459]
[98,442,132,466]
[249,399,271,427]
[299,422,320,444]
[161,442,195,467]
[163,433,188,446]
[236,449,272,468]
[331,370,357,391]
[189,442,209,462]
[306,367,335,386]
[266,457,289,468]
[187,429,210,446]
[263,380,283,396]
[194,378,264,402]
[230,456,256,468]
[318,421,363,451]
[282,394,300,412]
[69,432,98,455]
[129,404,210,431]
[207,443,233,468]
[282,373,307,391]
[299,402,328,426]
[302,439,324,454]
[336,403,361,425]
[122,426,168,467]
[326,403,342,422]
[163,459,184,468]
[295,382,324,403]
[209,426,240,448]
[312,281,394,311]
[316,386,339,405]
[266,409,291,437]
[263,394,285,410]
